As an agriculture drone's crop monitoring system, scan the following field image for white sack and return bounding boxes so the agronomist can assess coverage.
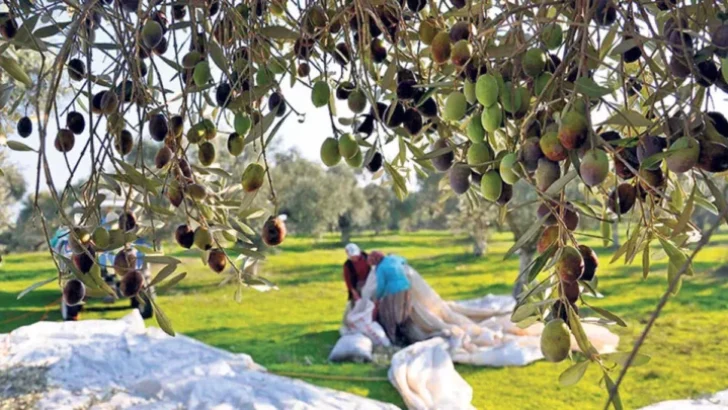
[639,390,728,409]
[389,337,474,410]
[345,299,390,347]
[328,333,373,363]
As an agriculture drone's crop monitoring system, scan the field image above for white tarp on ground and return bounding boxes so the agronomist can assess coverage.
[340,267,621,409]
[0,311,398,410]
[639,391,728,409]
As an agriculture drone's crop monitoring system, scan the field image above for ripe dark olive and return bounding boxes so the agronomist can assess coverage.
[17,116,32,138]
[419,97,438,118]
[696,59,719,87]
[120,270,144,297]
[215,82,233,108]
[262,217,287,246]
[268,92,286,116]
[622,36,642,63]
[67,111,86,135]
[207,248,228,273]
[148,114,169,142]
[335,81,355,100]
[63,279,86,306]
[68,58,86,81]
[119,211,137,232]
[366,151,384,173]
[357,115,375,137]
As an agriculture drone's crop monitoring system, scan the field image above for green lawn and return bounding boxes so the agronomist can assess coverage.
[2,230,728,409]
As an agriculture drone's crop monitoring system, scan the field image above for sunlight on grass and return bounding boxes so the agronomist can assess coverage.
[1,231,727,409]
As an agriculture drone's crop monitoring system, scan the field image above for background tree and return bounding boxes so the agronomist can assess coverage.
[447,194,494,256]
[9,191,63,251]
[0,151,26,233]
[363,183,394,234]
[271,151,370,242]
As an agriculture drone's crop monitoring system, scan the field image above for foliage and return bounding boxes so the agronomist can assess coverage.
[0,48,71,131]
[363,183,394,234]
[0,151,26,232]
[3,0,728,399]
[447,194,494,256]
[8,190,64,251]
[271,151,370,238]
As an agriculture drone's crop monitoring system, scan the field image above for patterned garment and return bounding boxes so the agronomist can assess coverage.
[377,289,413,346]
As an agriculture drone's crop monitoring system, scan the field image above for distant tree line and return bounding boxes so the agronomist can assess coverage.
[2,147,726,260]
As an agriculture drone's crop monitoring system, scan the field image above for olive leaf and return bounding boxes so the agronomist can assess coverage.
[0,56,33,87]
[148,263,178,287]
[208,39,229,74]
[671,184,695,238]
[704,175,728,226]
[510,302,538,323]
[259,25,298,40]
[603,372,624,410]
[559,360,589,387]
[0,82,15,109]
[527,244,557,282]
[602,110,651,128]
[244,110,277,144]
[575,77,613,98]
[642,241,651,279]
[150,298,175,336]
[381,61,397,92]
[17,276,57,299]
[603,352,651,368]
[567,305,598,359]
[156,272,187,292]
[88,263,117,297]
[504,214,548,260]
[6,140,36,152]
[585,304,627,327]
[417,146,453,160]
[144,255,182,265]
[544,170,578,197]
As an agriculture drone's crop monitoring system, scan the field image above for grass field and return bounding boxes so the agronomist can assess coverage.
[2,230,728,409]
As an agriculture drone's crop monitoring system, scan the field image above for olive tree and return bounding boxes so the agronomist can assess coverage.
[3,0,728,404]
[0,151,26,234]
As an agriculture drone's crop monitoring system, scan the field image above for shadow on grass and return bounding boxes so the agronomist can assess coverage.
[278,238,456,254]
[453,283,515,300]
[1,267,58,282]
[0,289,60,310]
[408,253,518,278]
[186,324,343,365]
[0,308,62,333]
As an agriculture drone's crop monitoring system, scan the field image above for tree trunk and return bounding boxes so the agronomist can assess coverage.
[472,235,487,256]
[612,221,620,249]
[513,249,534,298]
[340,228,352,244]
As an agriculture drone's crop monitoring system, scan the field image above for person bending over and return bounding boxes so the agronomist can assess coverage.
[343,243,369,306]
[369,251,413,346]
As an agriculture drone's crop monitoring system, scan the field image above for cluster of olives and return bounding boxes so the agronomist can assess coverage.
[16,0,291,278]
[0,12,18,39]
[61,212,146,306]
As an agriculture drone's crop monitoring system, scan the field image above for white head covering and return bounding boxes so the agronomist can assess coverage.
[345,243,361,257]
